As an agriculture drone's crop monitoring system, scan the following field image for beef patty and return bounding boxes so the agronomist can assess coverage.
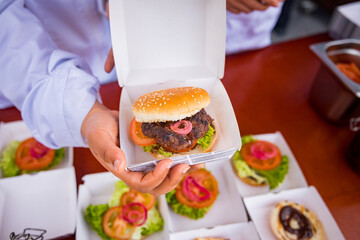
[141,109,214,152]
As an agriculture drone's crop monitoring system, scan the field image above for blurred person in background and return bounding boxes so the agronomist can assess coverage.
[226,0,284,54]
[0,0,282,194]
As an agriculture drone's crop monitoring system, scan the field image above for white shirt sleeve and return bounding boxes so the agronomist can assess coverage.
[0,0,101,148]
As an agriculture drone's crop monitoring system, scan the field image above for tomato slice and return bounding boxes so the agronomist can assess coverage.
[121,189,156,210]
[175,169,218,209]
[103,206,136,240]
[129,118,157,146]
[240,140,282,170]
[15,137,55,171]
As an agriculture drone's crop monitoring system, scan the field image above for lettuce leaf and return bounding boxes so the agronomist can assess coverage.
[197,125,214,150]
[108,181,130,207]
[85,204,112,240]
[143,144,173,157]
[0,141,21,177]
[132,205,164,238]
[232,135,289,190]
[0,140,64,177]
[165,189,209,220]
[256,156,289,190]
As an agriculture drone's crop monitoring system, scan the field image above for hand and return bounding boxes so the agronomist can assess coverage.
[81,101,205,196]
[105,1,115,73]
[227,0,280,14]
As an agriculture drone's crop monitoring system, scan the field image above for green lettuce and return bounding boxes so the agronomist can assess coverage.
[85,204,111,240]
[143,144,173,157]
[0,140,64,177]
[232,135,289,190]
[85,181,164,240]
[197,125,215,150]
[165,189,209,220]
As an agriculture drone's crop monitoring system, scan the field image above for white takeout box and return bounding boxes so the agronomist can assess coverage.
[76,172,170,240]
[0,167,77,239]
[169,222,259,240]
[244,186,345,240]
[228,132,308,197]
[0,120,73,178]
[109,0,241,171]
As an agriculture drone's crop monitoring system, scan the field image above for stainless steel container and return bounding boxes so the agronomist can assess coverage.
[309,39,360,126]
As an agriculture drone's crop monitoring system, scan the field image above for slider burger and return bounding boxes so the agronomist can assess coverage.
[271,201,326,240]
[0,137,64,177]
[166,169,218,219]
[130,87,217,159]
[232,135,289,190]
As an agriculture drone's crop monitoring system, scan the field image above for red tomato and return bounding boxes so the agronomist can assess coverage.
[121,189,156,210]
[102,206,136,240]
[129,118,157,146]
[15,137,55,171]
[175,169,218,209]
[240,140,282,170]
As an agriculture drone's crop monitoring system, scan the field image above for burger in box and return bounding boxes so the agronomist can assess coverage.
[130,87,217,159]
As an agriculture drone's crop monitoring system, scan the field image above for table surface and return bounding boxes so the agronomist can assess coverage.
[1,33,359,240]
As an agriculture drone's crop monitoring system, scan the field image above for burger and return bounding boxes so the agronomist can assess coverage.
[130,87,217,159]
[0,137,64,177]
[231,135,289,190]
[86,181,164,240]
[270,201,326,240]
[166,168,218,219]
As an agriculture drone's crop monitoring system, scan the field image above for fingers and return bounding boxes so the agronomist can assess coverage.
[227,0,252,13]
[187,163,206,174]
[116,159,174,193]
[227,0,276,13]
[151,163,191,196]
[104,48,115,73]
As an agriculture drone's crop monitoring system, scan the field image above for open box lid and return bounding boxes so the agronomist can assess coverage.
[109,0,226,87]
[0,167,77,239]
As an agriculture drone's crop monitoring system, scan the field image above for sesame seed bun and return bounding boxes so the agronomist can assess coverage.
[133,87,211,123]
[270,201,326,240]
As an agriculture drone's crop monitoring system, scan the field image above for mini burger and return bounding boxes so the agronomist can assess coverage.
[166,168,218,219]
[232,135,289,190]
[130,87,217,159]
[0,137,64,177]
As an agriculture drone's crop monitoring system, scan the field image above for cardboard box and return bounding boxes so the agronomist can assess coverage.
[109,0,240,171]
[76,161,248,239]
[244,186,345,240]
[169,222,260,240]
[0,167,77,239]
[227,132,308,197]
[0,121,77,238]
[76,171,170,240]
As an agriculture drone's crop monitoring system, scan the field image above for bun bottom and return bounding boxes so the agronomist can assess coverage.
[270,201,326,240]
[151,128,217,160]
[230,157,267,187]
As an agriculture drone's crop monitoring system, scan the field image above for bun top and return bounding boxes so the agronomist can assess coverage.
[133,87,210,122]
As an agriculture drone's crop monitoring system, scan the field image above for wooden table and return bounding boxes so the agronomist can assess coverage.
[1,33,359,240]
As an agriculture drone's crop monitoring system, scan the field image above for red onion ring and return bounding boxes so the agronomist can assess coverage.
[30,142,50,159]
[182,175,210,201]
[250,142,277,160]
[122,203,147,226]
[170,120,192,135]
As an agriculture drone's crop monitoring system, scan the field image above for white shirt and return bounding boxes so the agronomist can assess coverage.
[0,0,281,148]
